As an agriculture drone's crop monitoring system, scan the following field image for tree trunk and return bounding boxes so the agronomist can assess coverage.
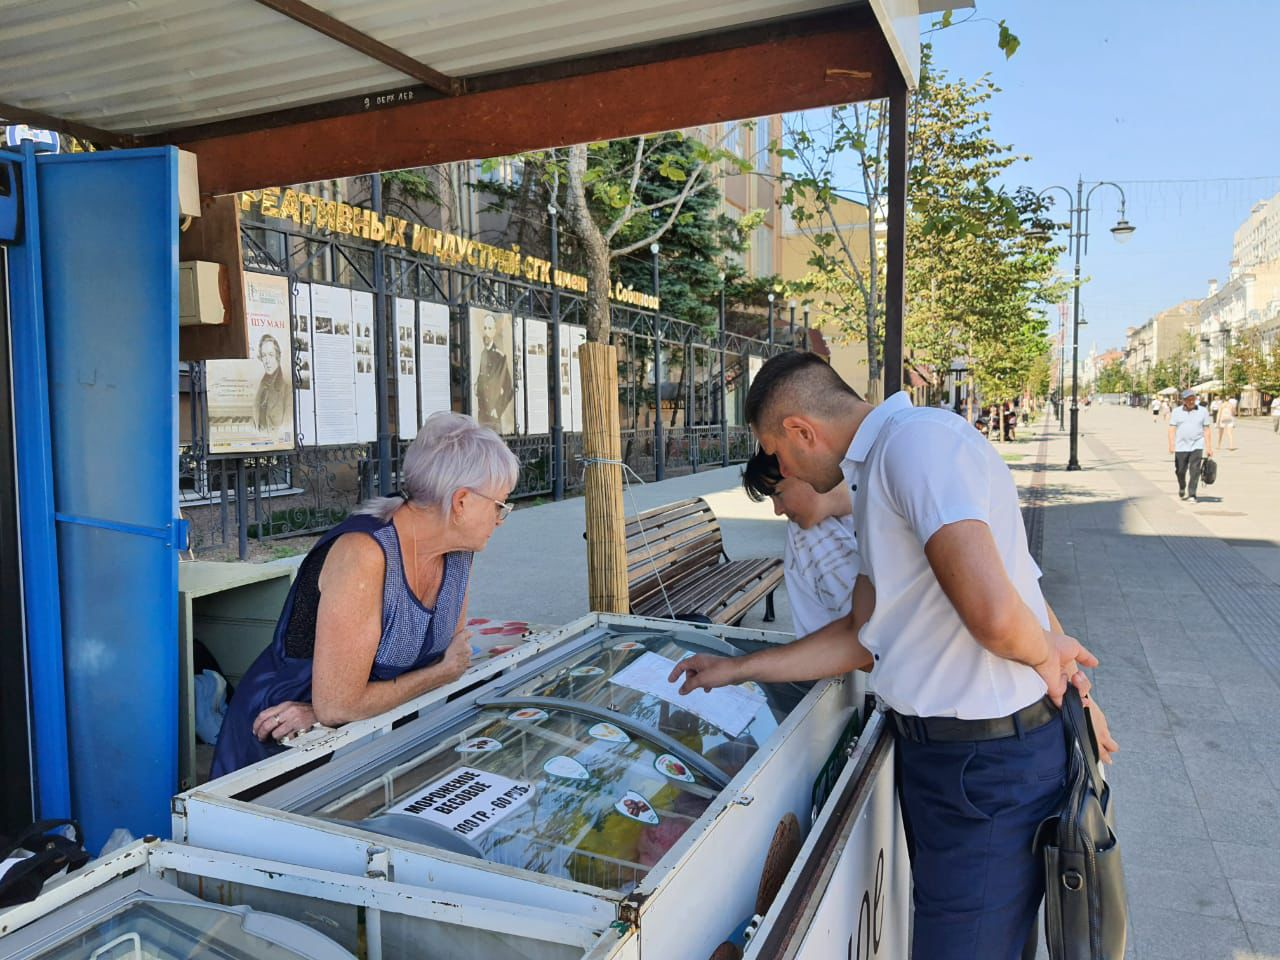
[565,143,613,343]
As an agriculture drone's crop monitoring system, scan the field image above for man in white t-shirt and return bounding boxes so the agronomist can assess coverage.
[672,353,1100,959]
[1271,394,1280,432]
[1168,388,1214,502]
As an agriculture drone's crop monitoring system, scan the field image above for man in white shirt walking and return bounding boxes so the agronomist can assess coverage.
[1271,394,1280,433]
[671,353,1096,959]
[1168,388,1214,502]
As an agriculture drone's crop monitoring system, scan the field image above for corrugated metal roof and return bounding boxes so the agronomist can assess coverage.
[0,0,856,134]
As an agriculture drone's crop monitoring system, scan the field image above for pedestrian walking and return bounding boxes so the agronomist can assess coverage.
[1160,398,1171,419]
[672,352,1100,959]
[1216,396,1237,451]
[1168,388,1214,502]
[1150,397,1161,421]
[1271,394,1280,433]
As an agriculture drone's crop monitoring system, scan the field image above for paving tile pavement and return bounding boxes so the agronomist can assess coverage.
[1010,404,1280,960]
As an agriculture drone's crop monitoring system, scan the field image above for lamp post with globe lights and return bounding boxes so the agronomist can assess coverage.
[1030,178,1135,470]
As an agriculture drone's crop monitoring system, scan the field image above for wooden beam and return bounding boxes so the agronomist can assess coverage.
[251,0,459,96]
[0,101,135,149]
[184,14,895,197]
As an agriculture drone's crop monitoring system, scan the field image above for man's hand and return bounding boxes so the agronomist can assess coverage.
[1034,631,1099,707]
[668,654,742,695]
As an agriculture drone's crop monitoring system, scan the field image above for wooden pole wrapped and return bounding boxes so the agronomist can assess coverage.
[580,341,629,613]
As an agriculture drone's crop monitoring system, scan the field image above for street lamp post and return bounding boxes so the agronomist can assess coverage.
[719,271,729,467]
[651,242,664,482]
[1035,178,1135,470]
[548,203,565,500]
[788,299,797,346]
[766,293,775,346]
[802,304,810,351]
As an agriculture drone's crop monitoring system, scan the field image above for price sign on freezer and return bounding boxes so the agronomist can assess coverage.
[398,766,535,838]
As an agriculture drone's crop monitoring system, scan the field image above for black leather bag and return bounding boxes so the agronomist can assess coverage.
[1034,688,1127,959]
[1200,456,1218,485]
[0,819,90,907]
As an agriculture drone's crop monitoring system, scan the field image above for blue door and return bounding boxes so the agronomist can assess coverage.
[6,145,184,851]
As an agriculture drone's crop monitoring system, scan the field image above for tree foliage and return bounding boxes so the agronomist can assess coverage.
[778,44,1064,402]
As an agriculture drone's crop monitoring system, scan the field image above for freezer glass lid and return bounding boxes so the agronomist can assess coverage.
[31,899,351,960]
[307,628,795,893]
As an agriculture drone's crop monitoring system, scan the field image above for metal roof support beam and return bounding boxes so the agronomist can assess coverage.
[0,101,135,149]
[183,14,896,197]
[250,0,460,96]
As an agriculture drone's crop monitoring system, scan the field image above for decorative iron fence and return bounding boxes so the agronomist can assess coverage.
[180,217,787,558]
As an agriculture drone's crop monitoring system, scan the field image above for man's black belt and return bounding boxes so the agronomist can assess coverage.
[889,697,1057,744]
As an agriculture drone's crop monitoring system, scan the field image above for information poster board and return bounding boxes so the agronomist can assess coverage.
[418,302,451,420]
[206,359,294,453]
[469,306,515,435]
[567,324,587,432]
[395,298,419,440]
[748,355,763,389]
[310,283,358,446]
[292,283,316,446]
[352,291,377,443]
[524,318,549,435]
[240,272,294,450]
[512,317,526,435]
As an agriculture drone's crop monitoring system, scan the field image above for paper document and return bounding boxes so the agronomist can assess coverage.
[609,651,767,737]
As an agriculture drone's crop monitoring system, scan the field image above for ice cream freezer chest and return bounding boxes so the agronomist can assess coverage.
[170,613,910,959]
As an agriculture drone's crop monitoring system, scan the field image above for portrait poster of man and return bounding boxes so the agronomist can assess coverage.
[468,306,515,435]
[237,272,294,451]
[206,359,294,454]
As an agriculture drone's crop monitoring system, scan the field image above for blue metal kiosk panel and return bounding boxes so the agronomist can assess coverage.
[36,148,179,849]
[3,142,72,822]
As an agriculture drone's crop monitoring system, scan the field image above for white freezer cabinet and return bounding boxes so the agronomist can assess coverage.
[0,840,622,960]
[174,613,906,959]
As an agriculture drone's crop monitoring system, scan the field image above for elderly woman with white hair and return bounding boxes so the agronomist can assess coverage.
[211,411,519,776]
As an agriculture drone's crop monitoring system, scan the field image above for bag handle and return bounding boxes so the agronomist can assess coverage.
[1060,686,1105,794]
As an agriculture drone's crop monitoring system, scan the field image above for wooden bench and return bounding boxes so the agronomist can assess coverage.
[626,497,783,625]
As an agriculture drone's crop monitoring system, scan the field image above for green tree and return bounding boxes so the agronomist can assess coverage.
[777,45,1064,401]
[1094,359,1132,394]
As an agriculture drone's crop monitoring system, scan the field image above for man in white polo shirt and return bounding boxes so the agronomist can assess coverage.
[1168,388,1213,502]
[671,353,1098,959]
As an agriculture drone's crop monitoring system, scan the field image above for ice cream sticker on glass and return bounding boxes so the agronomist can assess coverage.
[456,736,503,754]
[570,665,604,678]
[654,754,695,783]
[615,791,659,825]
[543,755,590,781]
[613,641,643,651]
[588,722,630,744]
[508,708,547,722]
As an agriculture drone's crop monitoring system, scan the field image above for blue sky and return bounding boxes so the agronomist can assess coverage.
[923,0,1280,352]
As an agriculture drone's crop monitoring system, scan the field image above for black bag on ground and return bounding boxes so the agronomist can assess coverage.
[1200,456,1218,485]
[1034,688,1127,960]
[0,819,90,907]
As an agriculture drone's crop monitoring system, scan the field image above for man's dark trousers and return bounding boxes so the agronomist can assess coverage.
[896,712,1068,960]
[1174,449,1203,498]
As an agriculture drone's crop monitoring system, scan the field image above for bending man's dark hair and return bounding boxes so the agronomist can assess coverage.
[745,351,861,433]
[741,448,783,502]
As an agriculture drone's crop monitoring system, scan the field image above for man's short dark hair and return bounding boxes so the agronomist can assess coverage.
[745,351,861,432]
[741,449,783,502]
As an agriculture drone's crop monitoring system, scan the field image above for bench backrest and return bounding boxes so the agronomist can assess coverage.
[625,497,725,608]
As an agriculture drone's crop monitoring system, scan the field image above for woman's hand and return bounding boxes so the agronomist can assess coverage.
[439,628,473,682]
[252,701,318,743]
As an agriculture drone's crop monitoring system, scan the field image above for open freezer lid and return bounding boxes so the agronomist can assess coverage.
[259,622,810,895]
[0,874,354,960]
